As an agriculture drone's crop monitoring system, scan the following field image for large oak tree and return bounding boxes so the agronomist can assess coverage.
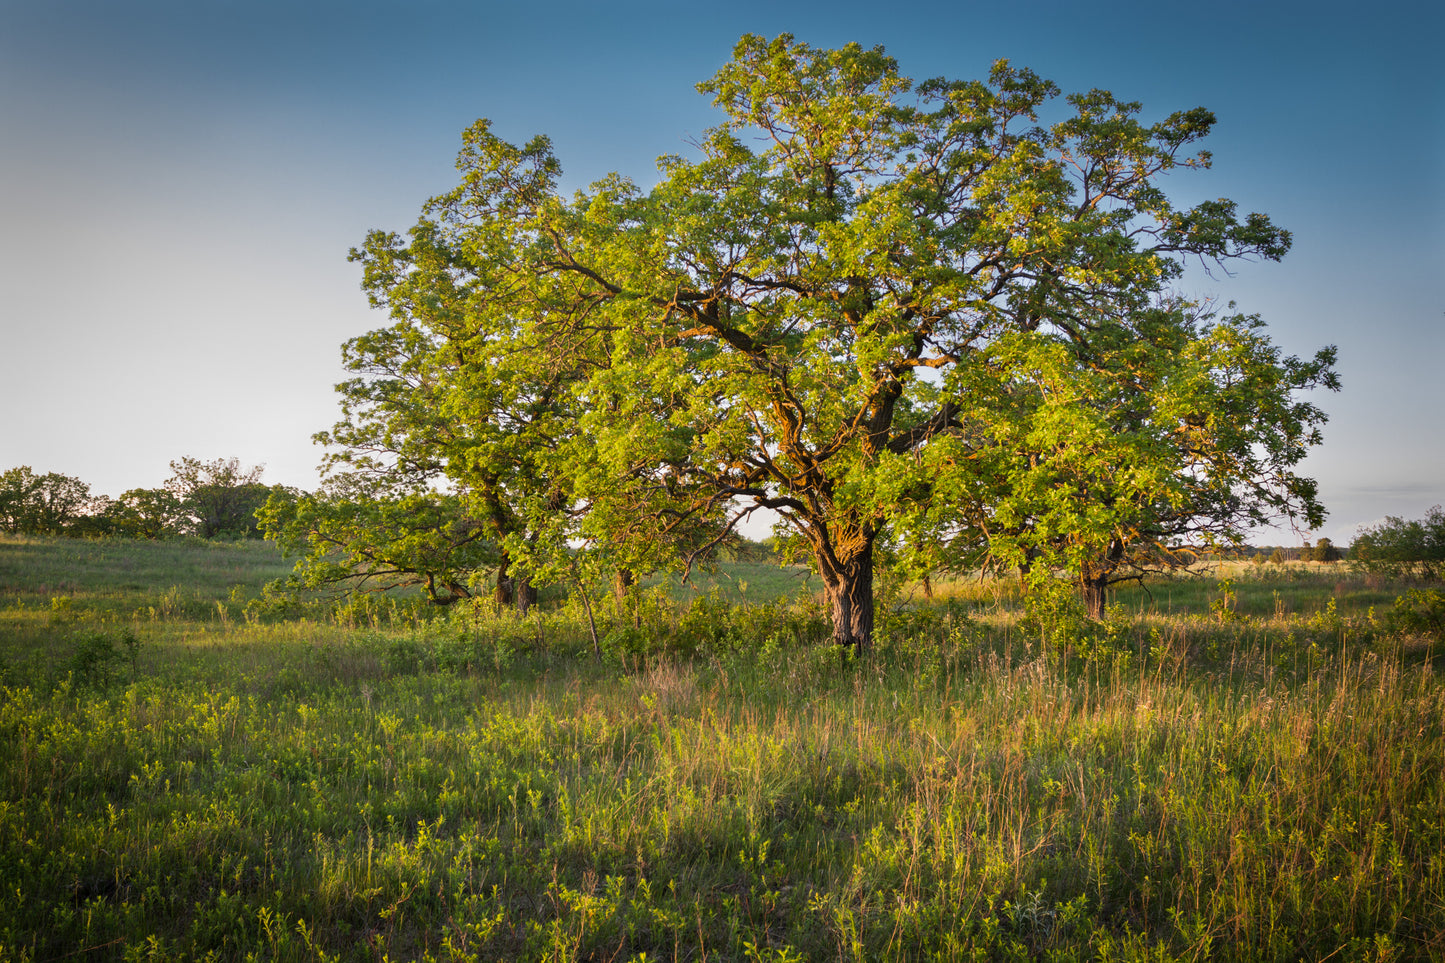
[345,34,1334,649]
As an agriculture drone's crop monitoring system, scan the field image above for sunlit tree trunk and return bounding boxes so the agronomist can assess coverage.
[1081,576,1108,620]
[1079,539,1123,619]
[495,559,514,611]
[815,529,876,653]
[614,567,635,602]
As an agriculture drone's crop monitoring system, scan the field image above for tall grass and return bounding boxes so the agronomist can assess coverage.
[0,537,1440,961]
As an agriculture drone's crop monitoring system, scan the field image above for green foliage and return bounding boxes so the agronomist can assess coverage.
[1210,577,1240,623]
[61,627,141,689]
[0,466,99,535]
[258,476,502,606]
[1020,581,1132,663]
[1312,536,1341,563]
[100,486,187,539]
[1384,587,1445,639]
[1352,506,1445,581]
[1021,579,1094,647]
[0,458,293,541]
[943,304,1336,618]
[165,456,278,539]
[1,539,1443,960]
[343,33,1325,650]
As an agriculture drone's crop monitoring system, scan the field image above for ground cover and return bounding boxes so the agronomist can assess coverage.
[0,537,1441,961]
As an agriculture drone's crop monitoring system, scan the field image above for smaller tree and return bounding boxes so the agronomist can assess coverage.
[0,467,98,535]
[1352,507,1445,582]
[1312,536,1340,563]
[165,457,272,538]
[908,302,1337,618]
[102,488,187,539]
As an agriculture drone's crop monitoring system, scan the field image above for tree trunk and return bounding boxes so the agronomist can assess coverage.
[613,567,635,601]
[496,555,538,614]
[495,562,515,611]
[1081,576,1107,620]
[1081,539,1123,619]
[614,568,639,627]
[514,575,537,615]
[819,540,875,653]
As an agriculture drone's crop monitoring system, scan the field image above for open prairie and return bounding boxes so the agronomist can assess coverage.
[1,537,1441,961]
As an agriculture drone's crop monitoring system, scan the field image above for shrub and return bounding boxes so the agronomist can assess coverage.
[1352,506,1445,581]
[601,624,657,663]
[62,628,141,689]
[1384,587,1445,639]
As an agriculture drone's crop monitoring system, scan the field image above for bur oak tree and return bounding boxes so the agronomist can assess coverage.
[165,457,274,539]
[0,467,96,535]
[909,300,1336,616]
[341,34,1335,650]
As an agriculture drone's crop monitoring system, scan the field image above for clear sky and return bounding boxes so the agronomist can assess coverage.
[1,0,1440,546]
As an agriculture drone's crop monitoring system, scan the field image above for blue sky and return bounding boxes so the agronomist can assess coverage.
[1,0,1440,546]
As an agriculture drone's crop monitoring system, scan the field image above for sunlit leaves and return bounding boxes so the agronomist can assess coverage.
[917,303,1337,611]
[327,34,1333,642]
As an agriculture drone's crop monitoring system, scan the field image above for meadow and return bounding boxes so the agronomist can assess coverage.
[0,536,1441,961]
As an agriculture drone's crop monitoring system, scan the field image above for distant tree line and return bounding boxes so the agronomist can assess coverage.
[1230,513,1445,582]
[0,458,291,540]
[1238,539,1345,565]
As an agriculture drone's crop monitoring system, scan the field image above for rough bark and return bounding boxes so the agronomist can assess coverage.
[1081,576,1108,620]
[495,555,538,614]
[514,575,537,615]
[614,567,639,628]
[495,562,515,611]
[1080,538,1124,619]
[613,567,636,602]
[819,539,875,653]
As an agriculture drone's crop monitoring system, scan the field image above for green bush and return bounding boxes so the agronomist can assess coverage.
[62,627,140,689]
[1384,587,1445,639]
[601,624,657,662]
[1020,583,1134,665]
[1352,506,1445,581]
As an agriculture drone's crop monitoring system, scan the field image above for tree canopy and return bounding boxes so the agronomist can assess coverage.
[922,300,1335,614]
[165,457,277,539]
[336,34,1336,647]
[257,474,503,606]
[0,467,97,536]
[99,487,187,539]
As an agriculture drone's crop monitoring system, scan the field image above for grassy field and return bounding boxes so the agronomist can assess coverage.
[1,536,1442,961]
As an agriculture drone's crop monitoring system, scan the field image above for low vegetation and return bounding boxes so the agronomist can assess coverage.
[1,536,1442,961]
